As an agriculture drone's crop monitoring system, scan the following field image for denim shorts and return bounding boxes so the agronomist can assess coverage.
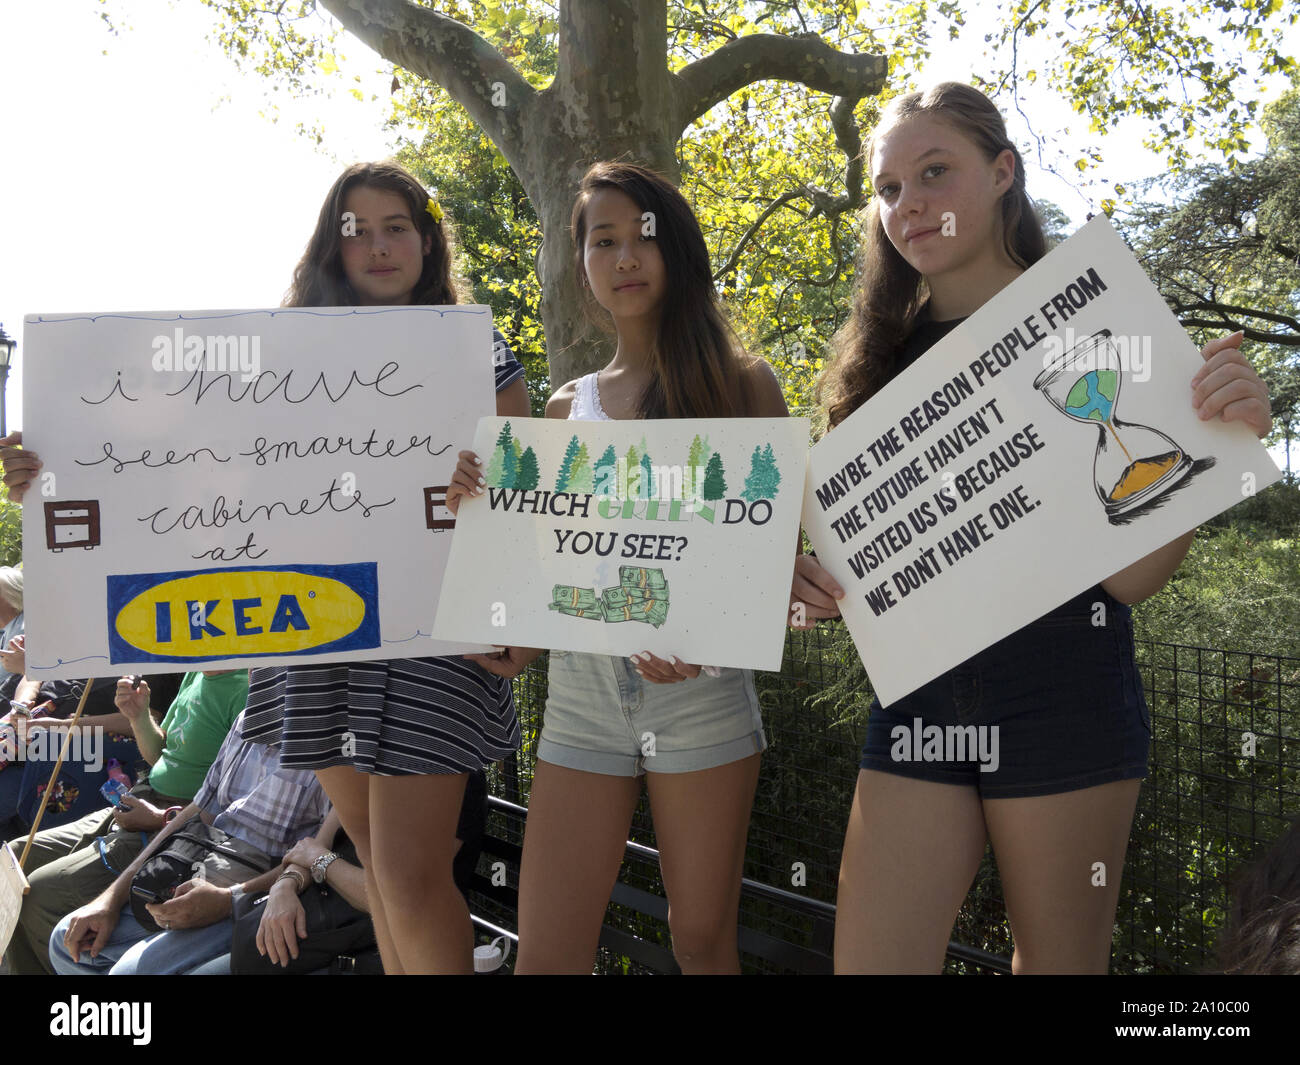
[859,586,1150,798]
[539,651,767,776]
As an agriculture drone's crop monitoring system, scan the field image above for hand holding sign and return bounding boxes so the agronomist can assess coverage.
[1190,332,1272,435]
[801,217,1281,706]
[631,652,702,683]
[22,306,500,679]
[445,449,487,515]
[435,416,809,671]
[789,554,846,629]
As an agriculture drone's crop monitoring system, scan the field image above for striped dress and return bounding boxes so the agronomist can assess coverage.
[240,331,526,775]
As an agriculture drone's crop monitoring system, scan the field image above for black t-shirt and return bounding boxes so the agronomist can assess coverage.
[890,305,1124,639]
[895,307,968,379]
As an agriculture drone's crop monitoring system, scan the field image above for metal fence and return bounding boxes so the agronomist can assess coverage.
[482,626,1300,973]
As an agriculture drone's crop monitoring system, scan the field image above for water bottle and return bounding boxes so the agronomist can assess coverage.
[106,758,132,787]
[473,935,512,973]
[100,777,130,807]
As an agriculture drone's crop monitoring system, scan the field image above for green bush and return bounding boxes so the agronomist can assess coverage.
[1134,523,1300,659]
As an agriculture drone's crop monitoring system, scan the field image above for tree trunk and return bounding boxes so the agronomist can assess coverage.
[319,0,884,394]
[518,0,679,388]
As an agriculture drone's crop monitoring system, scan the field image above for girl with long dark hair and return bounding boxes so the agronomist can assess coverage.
[793,83,1272,974]
[448,162,788,972]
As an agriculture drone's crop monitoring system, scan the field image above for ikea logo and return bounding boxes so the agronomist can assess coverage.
[107,563,380,664]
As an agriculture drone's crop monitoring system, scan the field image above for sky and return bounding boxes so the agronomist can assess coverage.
[0,0,396,433]
[0,0,1289,469]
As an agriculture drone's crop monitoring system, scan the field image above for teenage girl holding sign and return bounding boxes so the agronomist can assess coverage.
[791,83,1273,974]
[447,162,788,973]
[3,161,532,975]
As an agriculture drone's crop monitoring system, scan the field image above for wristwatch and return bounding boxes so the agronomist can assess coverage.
[311,851,340,884]
[228,883,245,902]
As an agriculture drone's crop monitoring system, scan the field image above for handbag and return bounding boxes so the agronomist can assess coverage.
[227,774,487,973]
[229,839,380,975]
[129,819,270,933]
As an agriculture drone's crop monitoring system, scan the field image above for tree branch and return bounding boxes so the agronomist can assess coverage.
[1176,318,1299,346]
[711,89,865,281]
[714,190,805,279]
[672,32,885,128]
[1169,298,1300,335]
[805,93,865,218]
[318,0,535,168]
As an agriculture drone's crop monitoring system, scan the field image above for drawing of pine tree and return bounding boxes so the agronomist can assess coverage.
[593,444,618,497]
[640,450,654,500]
[516,446,540,490]
[685,434,705,499]
[568,442,594,493]
[703,451,727,501]
[484,422,513,486]
[687,433,705,471]
[625,445,640,499]
[502,437,522,489]
[742,445,765,501]
[556,434,581,491]
[742,442,782,500]
[761,442,781,498]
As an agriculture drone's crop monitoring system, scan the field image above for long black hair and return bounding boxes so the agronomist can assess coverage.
[571,161,758,418]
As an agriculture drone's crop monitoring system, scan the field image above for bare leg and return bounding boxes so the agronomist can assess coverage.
[368,771,472,974]
[515,760,641,974]
[313,766,404,975]
[645,753,761,974]
[835,769,988,973]
[983,779,1141,974]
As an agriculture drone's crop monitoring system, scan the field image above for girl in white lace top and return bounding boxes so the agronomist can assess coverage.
[447,161,789,973]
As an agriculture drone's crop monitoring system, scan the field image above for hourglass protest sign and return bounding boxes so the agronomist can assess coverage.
[1034,330,1204,523]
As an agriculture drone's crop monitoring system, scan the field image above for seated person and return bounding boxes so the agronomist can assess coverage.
[2,670,247,974]
[227,808,371,974]
[226,770,489,975]
[0,668,136,832]
[50,710,330,975]
[0,566,24,682]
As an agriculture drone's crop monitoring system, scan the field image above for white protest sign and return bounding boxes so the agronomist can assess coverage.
[803,216,1282,706]
[434,417,809,671]
[22,306,497,680]
[0,842,29,963]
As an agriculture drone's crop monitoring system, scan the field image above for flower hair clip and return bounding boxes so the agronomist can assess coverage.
[426,195,444,224]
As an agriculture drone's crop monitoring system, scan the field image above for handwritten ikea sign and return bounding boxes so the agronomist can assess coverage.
[21,306,498,679]
[107,562,380,664]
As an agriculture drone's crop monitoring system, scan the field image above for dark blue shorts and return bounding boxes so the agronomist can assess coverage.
[859,586,1150,798]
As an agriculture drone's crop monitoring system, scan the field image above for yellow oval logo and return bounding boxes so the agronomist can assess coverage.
[110,565,376,661]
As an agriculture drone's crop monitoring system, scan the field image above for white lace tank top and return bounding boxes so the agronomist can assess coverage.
[569,372,612,422]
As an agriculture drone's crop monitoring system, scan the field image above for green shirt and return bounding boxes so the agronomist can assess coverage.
[146,671,249,801]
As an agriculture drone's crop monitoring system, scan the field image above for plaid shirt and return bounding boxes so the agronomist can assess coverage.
[193,711,330,857]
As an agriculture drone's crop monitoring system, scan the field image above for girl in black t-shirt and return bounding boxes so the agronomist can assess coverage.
[792,83,1273,974]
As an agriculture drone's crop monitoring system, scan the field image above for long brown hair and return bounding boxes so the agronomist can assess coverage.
[818,83,1046,428]
[284,161,465,308]
[571,161,757,418]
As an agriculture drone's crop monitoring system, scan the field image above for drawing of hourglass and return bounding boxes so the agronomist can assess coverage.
[1034,330,1193,520]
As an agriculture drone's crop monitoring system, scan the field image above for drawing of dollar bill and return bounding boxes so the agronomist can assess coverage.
[619,566,669,596]
[551,585,602,611]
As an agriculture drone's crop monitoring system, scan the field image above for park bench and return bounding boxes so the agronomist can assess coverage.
[466,794,1011,974]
